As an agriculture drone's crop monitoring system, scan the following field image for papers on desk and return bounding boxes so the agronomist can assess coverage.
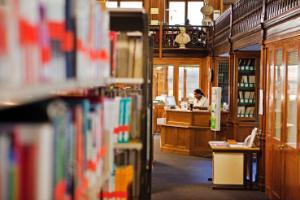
[209,141,229,148]
[209,141,248,148]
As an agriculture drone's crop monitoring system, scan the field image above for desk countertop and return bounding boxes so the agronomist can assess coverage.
[209,141,260,152]
[165,109,230,114]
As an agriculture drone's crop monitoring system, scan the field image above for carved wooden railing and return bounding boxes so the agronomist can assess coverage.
[211,0,300,47]
[149,25,209,49]
[215,8,231,35]
[214,8,231,45]
[266,0,300,20]
[149,25,160,49]
[162,25,208,49]
[232,0,263,36]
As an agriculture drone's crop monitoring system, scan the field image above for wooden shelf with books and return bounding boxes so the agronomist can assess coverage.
[235,54,259,121]
[0,79,107,109]
[228,51,260,142]
[216,59,230,106]
[0,1,152,200]
[114,141,143,150]
[106,77,144,85]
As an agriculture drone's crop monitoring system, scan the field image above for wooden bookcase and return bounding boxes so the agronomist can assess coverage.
[231,51,260,141]
[215,57,230,107]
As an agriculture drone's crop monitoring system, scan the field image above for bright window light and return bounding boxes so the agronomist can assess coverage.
[169,2,185,25]
[188,2,204,25]
[120,1,143,8]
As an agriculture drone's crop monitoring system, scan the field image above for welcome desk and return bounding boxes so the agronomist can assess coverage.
[160,109,229,157]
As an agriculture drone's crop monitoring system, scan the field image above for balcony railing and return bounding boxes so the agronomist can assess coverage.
[211,0,300,47]
[149,25,210,57]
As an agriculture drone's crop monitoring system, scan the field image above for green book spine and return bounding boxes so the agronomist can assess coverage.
[123,98,132,143]
[118,99,125,143]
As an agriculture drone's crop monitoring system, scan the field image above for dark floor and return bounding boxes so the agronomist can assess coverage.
[151,135,268,200]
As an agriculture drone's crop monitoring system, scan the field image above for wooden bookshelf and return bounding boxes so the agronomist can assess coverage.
[114,141,143,150]
[0,79,108,109]
[106,77,144,85]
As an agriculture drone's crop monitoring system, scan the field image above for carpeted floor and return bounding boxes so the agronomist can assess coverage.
[151,135,268,200]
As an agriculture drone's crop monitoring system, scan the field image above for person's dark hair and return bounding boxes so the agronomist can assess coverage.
[194,89,204,96]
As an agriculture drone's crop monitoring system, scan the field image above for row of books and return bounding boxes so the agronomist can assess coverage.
[238,59,255,71]
[237,106,255,117]
[0,98,108,199]
[239,75,256,84]
[104,95,142,144]
[0,0,110,88]
[110,32,144,78]
[238,91,255,100]
[101,165,134,200]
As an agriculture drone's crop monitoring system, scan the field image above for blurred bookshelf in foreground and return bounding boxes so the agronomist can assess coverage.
[0,2,150,200]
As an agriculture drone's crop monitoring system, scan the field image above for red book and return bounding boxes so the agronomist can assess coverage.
[19,145,36,200]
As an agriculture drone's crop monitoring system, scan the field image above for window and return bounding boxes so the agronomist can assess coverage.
[106,0,143,9]
[106,1,118,8]
[187,1,203,25]
[120,1,143,8]
[153,65,174,100]
[178,65,200,101]
[168,0,204,25]
[169,2,185,25]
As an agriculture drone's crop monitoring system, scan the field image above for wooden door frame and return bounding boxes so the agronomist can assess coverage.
[153,57,208,104]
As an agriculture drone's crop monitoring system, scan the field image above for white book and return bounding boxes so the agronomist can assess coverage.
[244,91,250,99]
[239,91,244,99]
[128,39,136,77]
[133,38,143,78]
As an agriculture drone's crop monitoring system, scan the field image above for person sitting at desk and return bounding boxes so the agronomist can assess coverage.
[193,89,208,109]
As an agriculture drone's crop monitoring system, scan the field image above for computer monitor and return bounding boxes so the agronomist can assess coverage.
[166,96,176,108]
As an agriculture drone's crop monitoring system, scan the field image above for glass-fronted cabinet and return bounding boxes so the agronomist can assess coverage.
[234,52,260,121]
[286,51,298,148]
[274,49,284,140]
[217,60,230,106]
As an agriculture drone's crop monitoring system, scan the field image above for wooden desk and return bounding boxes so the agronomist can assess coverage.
[209,141,260,190]
[160,109,229,157]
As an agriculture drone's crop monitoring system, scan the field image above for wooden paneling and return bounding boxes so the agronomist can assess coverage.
[265,15,300,43]
[193,112,210,127]
[231,29,262,51]
[234,122,259,142]
[161,126,190,155]
[265,37,300,200]
[190,129,213,156]
[161,110,230,156]
[166,110,192,126]
[283,148,298,200]
[270,141,282,200]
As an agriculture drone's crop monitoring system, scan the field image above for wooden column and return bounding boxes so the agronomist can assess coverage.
[144,0,150,14]
[258,44,267,191]
[159,23,163,58]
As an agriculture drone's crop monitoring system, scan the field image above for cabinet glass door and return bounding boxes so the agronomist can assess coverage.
[274,49,284,140]
[268,50,274,132]
[286,51,298,148]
